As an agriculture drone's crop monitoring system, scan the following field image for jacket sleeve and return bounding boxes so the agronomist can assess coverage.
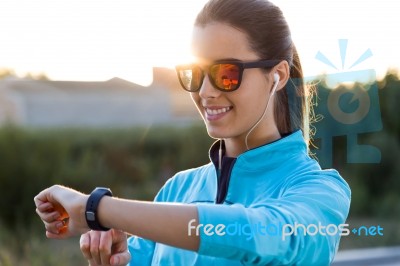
[195,170,351,265]
[127,236,155,266]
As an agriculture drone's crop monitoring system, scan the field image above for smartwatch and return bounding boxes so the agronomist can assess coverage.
[85,187,113,231]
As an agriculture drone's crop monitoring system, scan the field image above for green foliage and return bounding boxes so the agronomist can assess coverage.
[0,123,214,264]
[0,124,212,230]
[0,221,86,265]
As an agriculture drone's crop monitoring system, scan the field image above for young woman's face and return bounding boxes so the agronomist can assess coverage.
[190,22,278,141]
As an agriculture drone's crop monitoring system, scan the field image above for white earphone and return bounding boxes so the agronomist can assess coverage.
[244,72,281,150]
[271,73,280,95]
[274,72,280,83]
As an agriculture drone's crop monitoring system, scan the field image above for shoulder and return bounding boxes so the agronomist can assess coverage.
[288,153,349,185]
[275,152,351,200]
[281,164,351,209]
[154,163,216,203]
[167,163,215,190]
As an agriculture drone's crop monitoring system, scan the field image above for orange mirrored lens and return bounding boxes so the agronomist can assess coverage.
[211,63,240,90]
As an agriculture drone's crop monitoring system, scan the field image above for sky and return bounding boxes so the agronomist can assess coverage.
[0,0,399,86]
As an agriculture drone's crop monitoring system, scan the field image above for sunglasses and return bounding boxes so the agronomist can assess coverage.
[175,59,281,92]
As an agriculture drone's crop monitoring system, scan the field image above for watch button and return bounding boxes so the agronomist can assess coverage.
[86,211,96,221]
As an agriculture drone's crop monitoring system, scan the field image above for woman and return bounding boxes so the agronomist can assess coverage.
[34,0,351,265]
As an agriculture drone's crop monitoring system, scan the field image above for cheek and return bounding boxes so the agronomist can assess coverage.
[235,77,269,114]
[190,93,200,105]
[190,93,203,113]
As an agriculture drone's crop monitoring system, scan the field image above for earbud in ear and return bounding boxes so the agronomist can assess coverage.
[271,73,280,95]
[273,73,280,84]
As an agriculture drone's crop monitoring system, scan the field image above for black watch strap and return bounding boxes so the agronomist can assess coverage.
[85,187,113,231]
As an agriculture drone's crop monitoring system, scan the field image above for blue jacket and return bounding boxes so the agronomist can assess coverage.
[127,130,351,265]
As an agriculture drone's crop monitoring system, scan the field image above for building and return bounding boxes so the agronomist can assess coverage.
[0,68,200,128]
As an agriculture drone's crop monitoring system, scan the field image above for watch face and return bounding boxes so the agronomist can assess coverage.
[86,211,96,221]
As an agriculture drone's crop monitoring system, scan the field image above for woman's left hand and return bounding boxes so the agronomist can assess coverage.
[80,229,131,266]
[34,185,89,239]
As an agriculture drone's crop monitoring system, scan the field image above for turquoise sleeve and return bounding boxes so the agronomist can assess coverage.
[196,171,351,265]
[127,236,155,266]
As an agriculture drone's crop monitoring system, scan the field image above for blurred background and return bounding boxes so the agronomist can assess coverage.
[0,0,399,265]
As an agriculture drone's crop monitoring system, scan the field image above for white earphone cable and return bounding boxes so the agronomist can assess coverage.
[244,76,279,150]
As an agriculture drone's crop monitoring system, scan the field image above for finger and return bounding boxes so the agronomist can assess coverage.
[111,230,127,246]
[99,231,112,265]
[44,219,66,236]
[34,187,67,220]
[45,225,69,239]
[34,185,67,211]
[89,230,102,265]
[111,231,128,255]
[34,193,45,207]
[80,233,92,260]
[34,186,53,207]
[36,202,55,212]
[109,230,129,266]
[88,258,100,266]
[110,251,131,266]
[46,230,62,239]
[36,208,61,223]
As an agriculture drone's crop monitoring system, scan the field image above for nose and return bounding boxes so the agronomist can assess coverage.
[198,75,221,99]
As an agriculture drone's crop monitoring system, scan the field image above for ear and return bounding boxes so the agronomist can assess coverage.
[271,60,290,93]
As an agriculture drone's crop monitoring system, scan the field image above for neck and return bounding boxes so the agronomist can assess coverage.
[223,127,281,157]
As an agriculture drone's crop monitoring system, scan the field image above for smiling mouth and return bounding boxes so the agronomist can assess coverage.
[205,106,232,115]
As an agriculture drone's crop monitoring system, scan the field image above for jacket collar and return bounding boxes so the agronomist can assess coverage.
[209,130,308,172]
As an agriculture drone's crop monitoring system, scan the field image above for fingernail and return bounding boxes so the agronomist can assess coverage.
[56,222,64,229]
[112,257,119,265]
[53,213,61,220]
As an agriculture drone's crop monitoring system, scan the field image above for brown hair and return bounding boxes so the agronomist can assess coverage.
[195,0,311,141]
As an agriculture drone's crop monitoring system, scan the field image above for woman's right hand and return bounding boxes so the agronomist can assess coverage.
[80,229,131,266]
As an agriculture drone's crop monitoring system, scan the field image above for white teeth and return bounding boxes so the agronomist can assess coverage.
[206,107,231,115]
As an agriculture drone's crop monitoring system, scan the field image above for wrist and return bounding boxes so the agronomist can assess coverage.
[80,194,90,232]
[85,187,113,231]
[97,195,112,230]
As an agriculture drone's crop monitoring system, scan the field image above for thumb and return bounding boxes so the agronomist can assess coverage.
[110,251,131,266]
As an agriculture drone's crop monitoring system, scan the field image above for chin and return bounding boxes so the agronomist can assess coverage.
[205,126,230,140]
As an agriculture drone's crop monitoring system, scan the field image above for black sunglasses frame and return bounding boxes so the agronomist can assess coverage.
[175,59,281,92]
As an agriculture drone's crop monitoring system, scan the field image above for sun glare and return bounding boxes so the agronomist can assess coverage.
[0,0,206,85]
[0,0,399,85]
